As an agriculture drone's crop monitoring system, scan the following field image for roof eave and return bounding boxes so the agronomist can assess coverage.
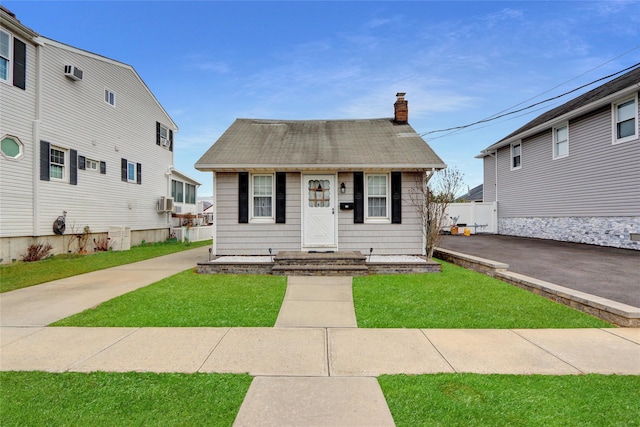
[477,83,640,157]
[195,163,447,173]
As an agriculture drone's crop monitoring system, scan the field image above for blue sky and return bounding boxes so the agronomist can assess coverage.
[6,1,640,197]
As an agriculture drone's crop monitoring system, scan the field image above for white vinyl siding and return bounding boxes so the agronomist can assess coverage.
[215,172,301,255]
[553,123,569,159]
[613,95,637,144]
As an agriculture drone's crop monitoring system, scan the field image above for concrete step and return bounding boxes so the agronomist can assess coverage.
[272,264,369,276]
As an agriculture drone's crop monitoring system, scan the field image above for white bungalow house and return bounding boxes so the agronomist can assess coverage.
[477,66,639,250]
[195,93,446,256]
[0,7,190,261]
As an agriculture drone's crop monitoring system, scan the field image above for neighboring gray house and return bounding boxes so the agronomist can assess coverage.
[456,184,483,202]
[0,7,181,261]
[477,66,639,250]
[195,93,446,256]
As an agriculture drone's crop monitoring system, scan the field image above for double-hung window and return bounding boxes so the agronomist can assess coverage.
[172,180,184,203]
[252,174,273,220]
[553,124,568,159]
[613,95,637,144]
[126,161,136,182]
[366,174,389,221]
[50,146,66,180]
[0,29,10,83]
[185,183,196,204]
[511,142,522,170]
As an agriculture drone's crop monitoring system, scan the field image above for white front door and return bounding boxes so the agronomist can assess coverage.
[302,174,336,249]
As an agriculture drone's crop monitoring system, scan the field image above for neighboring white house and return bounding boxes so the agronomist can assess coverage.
[0,7,188,262]
[195,93,446,256]
[477,66,639,250]
[169,169,202,226]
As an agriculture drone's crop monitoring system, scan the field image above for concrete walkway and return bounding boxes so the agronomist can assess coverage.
[1,247,640,426]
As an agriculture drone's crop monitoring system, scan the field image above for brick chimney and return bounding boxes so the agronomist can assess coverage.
[394,92,408,124]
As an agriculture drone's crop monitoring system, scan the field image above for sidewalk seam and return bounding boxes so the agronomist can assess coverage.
[65,327,141,372]
[197,327,232,372]
[509,329,585,374]
[419,329,457,373]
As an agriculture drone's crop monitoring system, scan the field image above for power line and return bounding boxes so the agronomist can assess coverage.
[420,60,640,137]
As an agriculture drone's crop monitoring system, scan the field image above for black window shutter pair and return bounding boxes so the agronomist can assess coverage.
[13,38,26,90]
[238,172,286,223]
[39,141,77,185]
[353,171,401,224]
[79,157,106,174]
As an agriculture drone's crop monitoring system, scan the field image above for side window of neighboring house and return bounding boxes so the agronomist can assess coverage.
[50,146,66,180]
[39,141,77,185]
[553,123,569,159]
[613,95,637,144]
[156,122,174,151]
[104,88,116,107]
[121,158,141,184]
[366,174,389,222]
[185,183,196,204]
[172,179,184,203]
[0,28,26,90]
[511,142,522,170]
[252,174,273,221]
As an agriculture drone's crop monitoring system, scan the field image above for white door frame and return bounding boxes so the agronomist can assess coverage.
[301,173,337,250]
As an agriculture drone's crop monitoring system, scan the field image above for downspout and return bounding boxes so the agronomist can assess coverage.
[212,172,217,255]
[32,38,45,237]
[166,166,173,228]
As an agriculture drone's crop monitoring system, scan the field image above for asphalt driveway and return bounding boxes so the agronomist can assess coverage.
[437,234,640,308]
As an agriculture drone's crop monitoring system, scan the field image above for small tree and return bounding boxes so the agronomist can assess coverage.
[409,167,465,259]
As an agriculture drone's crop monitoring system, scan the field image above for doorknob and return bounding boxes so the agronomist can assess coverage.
[332,208,335,214]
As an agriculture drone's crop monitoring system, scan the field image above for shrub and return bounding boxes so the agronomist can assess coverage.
[93,236,113,252]
[22,243,53,262]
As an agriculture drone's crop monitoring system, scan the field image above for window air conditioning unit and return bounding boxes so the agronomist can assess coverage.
[160,137,170,147]
[158,196,174,213]
[64,65,84,81]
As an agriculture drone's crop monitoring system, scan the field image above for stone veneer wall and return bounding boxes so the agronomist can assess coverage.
[499,217,639,250]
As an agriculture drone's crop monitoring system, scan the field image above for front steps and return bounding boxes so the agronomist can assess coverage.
[272,251,368,276]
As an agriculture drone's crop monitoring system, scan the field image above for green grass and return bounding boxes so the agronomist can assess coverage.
[353,261,611,328]
[379,373,640,427]
[0,371,252,427]
[0,239,211,293]
[52,271,287,327]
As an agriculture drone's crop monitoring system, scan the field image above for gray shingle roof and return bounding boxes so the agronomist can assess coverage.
[482,66,640,153]
[195,118,446,172]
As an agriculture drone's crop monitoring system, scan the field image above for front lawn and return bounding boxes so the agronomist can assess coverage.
[0,239,212,293]
[52,270,287,327]
[0,371,252,427]
[353,261,611,328]
[379,373,640,427]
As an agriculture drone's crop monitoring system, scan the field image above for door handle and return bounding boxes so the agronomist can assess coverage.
[332,208,335,215]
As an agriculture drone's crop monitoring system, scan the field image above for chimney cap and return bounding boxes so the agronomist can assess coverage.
[396,92,406,98]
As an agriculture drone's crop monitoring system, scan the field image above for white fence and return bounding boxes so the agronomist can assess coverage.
[443,202,498,234]
[173,225,213,243]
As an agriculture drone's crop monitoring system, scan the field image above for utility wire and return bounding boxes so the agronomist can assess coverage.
[420,60,640,137]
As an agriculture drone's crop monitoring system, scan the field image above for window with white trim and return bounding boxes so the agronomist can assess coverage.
[50,146,66,180]
[86,158,99,171]
[553,124,568,159]
[0,29,10,83]
[1,135,23,159]
[104,88,116,107]
[185,183,196,204]
[126,161,136,182]
[511,142,522,170]
[366,174,389,221]
[252,174,273,220]
[613,95,637,144]
[171,180,184,203]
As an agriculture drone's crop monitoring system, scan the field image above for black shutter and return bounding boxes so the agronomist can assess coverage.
[13,38,26,90]
[276,172,286,223]
[100,161,106,174]
[121,158,127,182]
[353,172,364,223]
[40,141,50,181]
[156,122,161,146]
[78,155,86,170]
[238,172,249,223]
[169,129,173,152]
[136,163,142,184]
[391,171,402,224]
[70,149,78,185]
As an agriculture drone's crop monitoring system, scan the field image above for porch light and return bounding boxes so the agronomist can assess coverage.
[340,182,346,193]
